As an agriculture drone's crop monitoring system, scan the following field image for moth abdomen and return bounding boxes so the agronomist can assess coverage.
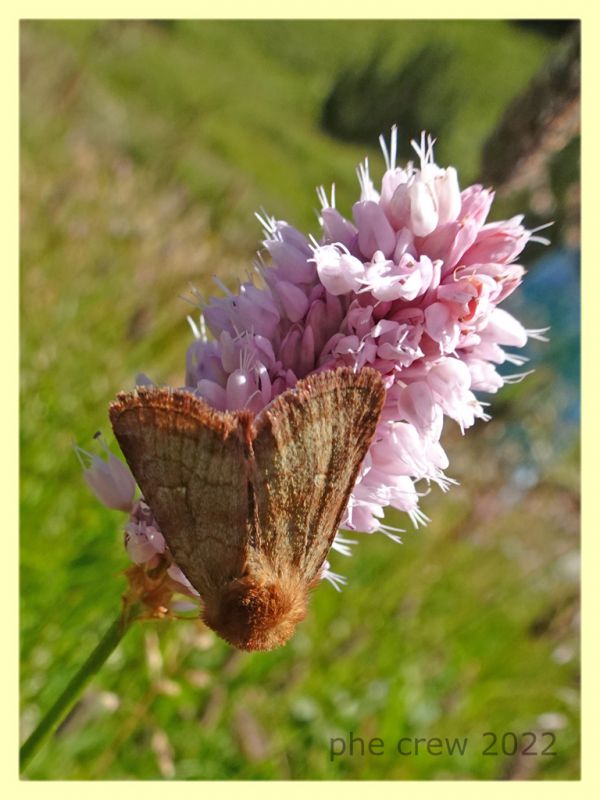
[202,572,308,652]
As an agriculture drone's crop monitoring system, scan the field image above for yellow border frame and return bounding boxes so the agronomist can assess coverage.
[8,4,596,794]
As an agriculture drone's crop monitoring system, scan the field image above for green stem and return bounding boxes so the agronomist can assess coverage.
[20,602,140,772]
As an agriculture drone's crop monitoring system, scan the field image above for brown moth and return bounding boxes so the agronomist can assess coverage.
[109,366,385,651]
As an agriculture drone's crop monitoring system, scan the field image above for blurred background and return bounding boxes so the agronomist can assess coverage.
[20,19,580,780]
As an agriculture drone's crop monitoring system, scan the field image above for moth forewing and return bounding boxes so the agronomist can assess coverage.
[251,368,386,584]
[109,389,252,597]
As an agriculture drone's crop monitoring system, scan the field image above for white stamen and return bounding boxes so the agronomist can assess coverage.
[199,315,208,342]
[503,352,530,366]
[530,221,553,232]
[527,327,551,342]
[179,283,205,310]
[316,184,337,211]
[356,158,376,201]
[73,441,90,469]
[322,569,347,592]
[308,233,320,251]
[382,531,403,544]
[255,208,277,237]
[408,507,430,528]
[433,472,459,493]
[411,131,436,170]
[502,369,536,384]
[391,124,398,170]
[212,275,233,296]
[379,132,390,171]
[316,184,327,209]
[331,535,357,557]
[378,521,405,534]
[187,315,201,339]
[380,126,399,171]
[529,234,551,246]
[253,252,268,281]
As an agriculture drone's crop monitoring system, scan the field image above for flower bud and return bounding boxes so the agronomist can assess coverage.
[434,166,461,225]
[273,279,309,322]
[353,200,396,259]
[320,207,358,249]
[265,237,316,283]
[484,308,528,347]
[396,381,440,435]
[459,185,494,227]
[195,379,227,410]
[409,178,439,237]
[278,325,303,373]
[226,369,256,410]
[388,183,411,229]
[76,439,137,512]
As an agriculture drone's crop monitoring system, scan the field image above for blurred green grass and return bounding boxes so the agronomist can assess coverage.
[20,20,579,779]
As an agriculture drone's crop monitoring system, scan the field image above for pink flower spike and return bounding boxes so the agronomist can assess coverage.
[75,437,137,512]
[158,127,545,559]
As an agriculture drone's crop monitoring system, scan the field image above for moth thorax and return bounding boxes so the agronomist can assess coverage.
[203,573,308,652]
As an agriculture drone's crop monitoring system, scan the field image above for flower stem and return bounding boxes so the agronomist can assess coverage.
[20,601,141,772]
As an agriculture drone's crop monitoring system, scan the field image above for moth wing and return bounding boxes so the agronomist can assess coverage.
[109,388,252,596]
[251,367,385,583]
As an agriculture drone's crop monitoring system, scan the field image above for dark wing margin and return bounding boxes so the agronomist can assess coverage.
[250,367,385,583]
[109,387,252,596]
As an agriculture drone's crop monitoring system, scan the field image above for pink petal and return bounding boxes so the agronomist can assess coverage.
[485,308,528,347]
[353,200,396,259]
[410,179,438,236]
[275,280,310,322]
